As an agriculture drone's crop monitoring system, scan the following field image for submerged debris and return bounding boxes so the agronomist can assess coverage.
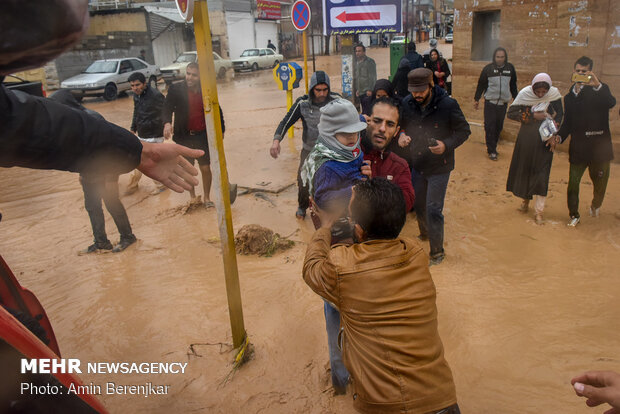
[234,224,294,257]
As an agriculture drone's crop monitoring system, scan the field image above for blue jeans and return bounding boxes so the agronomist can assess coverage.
[412,171,451,256]
[324,301,349,393]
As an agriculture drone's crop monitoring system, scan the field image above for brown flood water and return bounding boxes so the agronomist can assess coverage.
[1,45,620,413]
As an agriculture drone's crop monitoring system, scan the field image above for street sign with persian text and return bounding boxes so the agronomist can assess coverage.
[322,0,402,35]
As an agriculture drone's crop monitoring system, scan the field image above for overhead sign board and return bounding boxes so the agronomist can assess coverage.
[322,0,401,35]
[175,0,194,22]
[291,0,311,31]
[257,0,281,20]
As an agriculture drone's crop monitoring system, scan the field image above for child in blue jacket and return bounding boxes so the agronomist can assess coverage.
[301,98,368,218]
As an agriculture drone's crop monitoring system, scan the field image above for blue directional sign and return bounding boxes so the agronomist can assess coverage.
[273,62,303,90]
[322,0,402,35]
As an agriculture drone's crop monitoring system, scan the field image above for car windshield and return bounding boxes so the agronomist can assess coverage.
[175,54,196,63]
[83,61,118,74]
[241,49,259,57]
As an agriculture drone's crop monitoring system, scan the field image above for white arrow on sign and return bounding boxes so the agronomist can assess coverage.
[330,5,396,28]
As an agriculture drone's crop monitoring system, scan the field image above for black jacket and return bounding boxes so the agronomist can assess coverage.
[558,83,616,164]
[162,81,225,141]
[0,81,141,175]
[401,86,471,176]
[131,85,165,138]
[425,58,451,89]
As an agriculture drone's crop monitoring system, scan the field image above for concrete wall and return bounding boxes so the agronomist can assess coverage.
[452,0,620,156]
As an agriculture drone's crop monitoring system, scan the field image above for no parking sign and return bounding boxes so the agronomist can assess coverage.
[291,0,311,31]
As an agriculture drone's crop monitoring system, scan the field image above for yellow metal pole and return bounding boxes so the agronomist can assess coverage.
[286,90,294,138]
[303,30,308,94]
[193,0,247,350]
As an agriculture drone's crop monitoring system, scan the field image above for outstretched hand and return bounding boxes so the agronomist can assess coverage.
[138,141,203,193]
[572,371,620,413]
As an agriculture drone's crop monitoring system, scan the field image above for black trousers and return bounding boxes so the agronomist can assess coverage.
[484,101,508,154]
[81,175,134,245]
[297,148,311,210]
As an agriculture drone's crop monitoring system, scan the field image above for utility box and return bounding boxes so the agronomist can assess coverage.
[389,43,406,80]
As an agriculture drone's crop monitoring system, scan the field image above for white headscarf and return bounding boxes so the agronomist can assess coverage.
[510,72,562,107]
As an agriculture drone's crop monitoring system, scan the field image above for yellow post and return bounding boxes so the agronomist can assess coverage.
[286,90,294,138]
[303,30,308,94]
[193,0,247,350]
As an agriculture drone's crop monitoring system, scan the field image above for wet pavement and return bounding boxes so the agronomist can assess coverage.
[1,44,620,413]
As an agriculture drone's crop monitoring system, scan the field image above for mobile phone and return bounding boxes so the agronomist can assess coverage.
[428,138,438,147]
[571,73,591,83]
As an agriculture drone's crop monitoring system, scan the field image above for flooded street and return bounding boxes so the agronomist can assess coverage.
[2,45,620,413]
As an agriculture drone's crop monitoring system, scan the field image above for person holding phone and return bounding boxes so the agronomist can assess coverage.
[552,56,617,227]
[398,68,471,265]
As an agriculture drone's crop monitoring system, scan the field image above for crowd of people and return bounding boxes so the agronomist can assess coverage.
[269,43,617,413]
[1,4,618,409]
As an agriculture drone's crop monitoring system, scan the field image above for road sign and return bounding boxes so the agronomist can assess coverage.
[175,0,194,22]
[273,62,303,91]
[323,0,401,35]
[291,0,311,31]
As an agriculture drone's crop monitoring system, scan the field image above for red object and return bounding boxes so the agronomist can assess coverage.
[257,0,281,20]
[0,254,60,356]
[363,149,415,212]
[187,89,206,132]
[336,11,381,23]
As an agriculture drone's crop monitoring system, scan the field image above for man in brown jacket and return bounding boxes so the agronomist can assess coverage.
[304,178,459,414]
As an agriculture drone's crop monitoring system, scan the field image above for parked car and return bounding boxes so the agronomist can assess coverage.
[60,58,160,101]
[232,48,283,72]
[445,33,453,43]
[2,74,46,97]
[160,51,232,84]
[390,35,406,44]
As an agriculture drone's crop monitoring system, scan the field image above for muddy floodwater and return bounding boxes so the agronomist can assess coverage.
[2,45,620,413]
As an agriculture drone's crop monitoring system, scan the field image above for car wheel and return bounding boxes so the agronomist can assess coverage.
[103,83,117,101]
[252,63,259,71]
[217,67,226,79]
[148,75,157,89]
[273,60,279,68]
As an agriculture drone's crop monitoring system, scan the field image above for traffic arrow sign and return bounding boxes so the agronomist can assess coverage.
[330,5,397,28]
[335,11,381,23]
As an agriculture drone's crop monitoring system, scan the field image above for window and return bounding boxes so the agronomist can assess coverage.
[471,10,501,61]
[259,50,266,56]
[266,49,274,55]
[212,52,220,60]
[130,59,147,70]
[119,60,132,73]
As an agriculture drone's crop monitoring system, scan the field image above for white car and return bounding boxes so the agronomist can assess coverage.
[160,51,232,84]
[232,48,283,72]
[60,58,160,101]
[390,35,406,44]
[445,33,453,43]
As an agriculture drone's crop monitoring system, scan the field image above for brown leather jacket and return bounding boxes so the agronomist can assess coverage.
[303,228,457,414]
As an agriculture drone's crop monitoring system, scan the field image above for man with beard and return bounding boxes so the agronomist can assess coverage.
[361,97,415,212]
[399,68,470,265]
[473,47,518,161]
[163,62,234,207]
[270,71,340,219]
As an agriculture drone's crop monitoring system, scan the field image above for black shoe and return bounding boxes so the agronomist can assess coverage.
[295,208,306,219]
[229,183,238,205]
[429,252,445,266]
[488,152,498,161]
[79,241,113,255]
[112,235,137,253]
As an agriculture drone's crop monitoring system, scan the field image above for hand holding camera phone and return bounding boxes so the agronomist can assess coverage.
[571,73,592,84]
